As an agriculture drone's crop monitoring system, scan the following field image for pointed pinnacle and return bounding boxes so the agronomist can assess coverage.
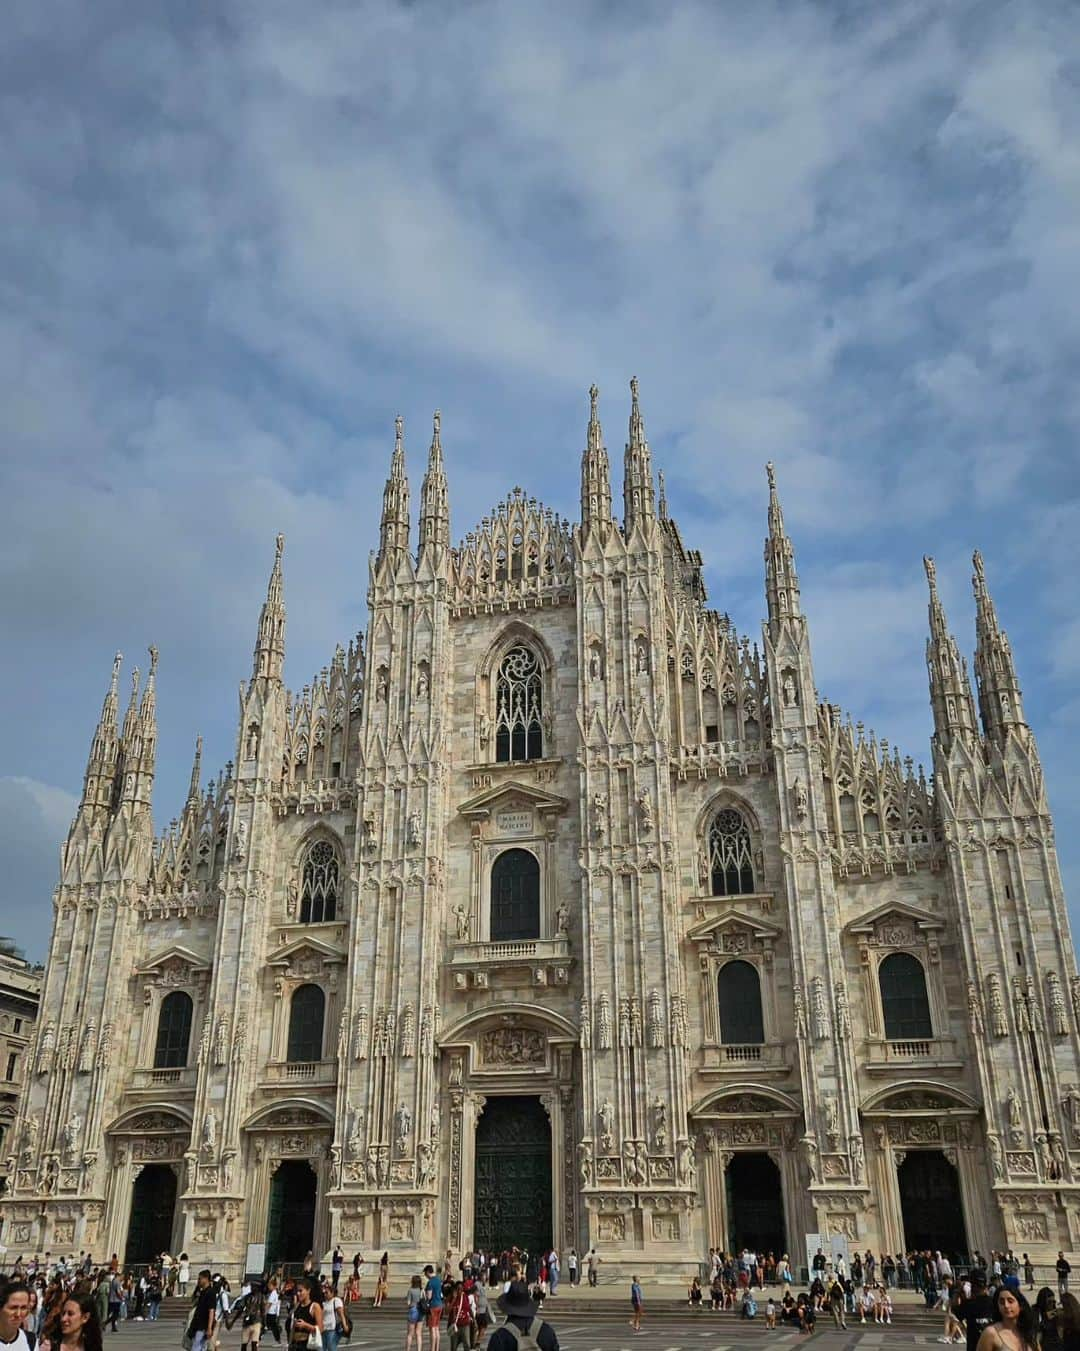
[188,734,203,800]
[430,409,442,457]
[923,555,938,595]
[658,469,668,520]
[628,375,646,448]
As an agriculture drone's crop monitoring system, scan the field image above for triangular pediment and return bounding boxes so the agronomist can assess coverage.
[686,907,784,946]
[845,898,944,937]
[458,779,569,818]
[136,944,211,977]
[265,935,347,967]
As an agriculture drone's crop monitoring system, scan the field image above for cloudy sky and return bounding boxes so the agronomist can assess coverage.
[2,1,1079,961]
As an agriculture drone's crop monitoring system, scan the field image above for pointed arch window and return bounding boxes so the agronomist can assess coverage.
[879,952,932,1040]
[717,960,764,1044]
[708,807,755,896]
[154,991,193,1069]
[300,840,338,923]
[495,646,543,762]
[287,984,325,1063]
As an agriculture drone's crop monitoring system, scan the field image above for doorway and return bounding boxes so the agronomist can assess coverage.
[124,1164,177,1265]
[725,1152,785,1255]
[474,1095,552,1255]
[898,1150,967,1256]
[266,1159,317,1263]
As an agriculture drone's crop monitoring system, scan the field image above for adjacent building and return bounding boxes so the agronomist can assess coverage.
[4,384,1079,1268]
[0,942,42,1199]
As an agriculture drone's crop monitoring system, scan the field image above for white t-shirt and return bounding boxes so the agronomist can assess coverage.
[0,1330,32,1349]
[323,1297,343,1331]
[567,1253,578,1271]
[267,1290,281,1316]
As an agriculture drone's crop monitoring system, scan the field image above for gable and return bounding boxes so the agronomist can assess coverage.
[845,898,945,942]
[457,780,569,820]
[685,908,783,948]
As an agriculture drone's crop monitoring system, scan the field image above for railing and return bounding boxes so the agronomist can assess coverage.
[701,1042,786,1072]
[451,937,570,964]
[864,1036,958,1067]
[130,1067,197,1091]
[262,1060,337,1086]
[722,1044,763,1062]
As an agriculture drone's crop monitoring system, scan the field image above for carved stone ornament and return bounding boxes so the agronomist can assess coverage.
[479,1026,545,1066]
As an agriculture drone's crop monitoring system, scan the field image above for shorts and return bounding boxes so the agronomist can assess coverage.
[241,1325,262,1346]
[428,1307,444,1329]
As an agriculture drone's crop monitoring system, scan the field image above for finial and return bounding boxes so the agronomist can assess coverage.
[148,644,159,674]
[395,414,403,448]
[972,549,986,594]
[589,383,599,417]
[130,667,140,698]
[630,375,639,402]
[923,555,937,592]
[766,461,776,490]
[433,409,441,440]
[112,652,123,681]
[275,533,285,560]
[658,469,668,520]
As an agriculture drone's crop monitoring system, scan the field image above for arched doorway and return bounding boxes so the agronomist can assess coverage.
[125,1164,177,1265]
[474,1096,551,1255]
[898,1150,966,1255]
[266,1160,317,1264]
[725,1153,785,1255]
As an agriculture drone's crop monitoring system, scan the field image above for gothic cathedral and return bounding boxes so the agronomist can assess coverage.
[6,382,1080,1269]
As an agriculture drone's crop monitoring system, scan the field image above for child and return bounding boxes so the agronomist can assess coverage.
[630,1276,643,1333]
[765,1296,777,1329]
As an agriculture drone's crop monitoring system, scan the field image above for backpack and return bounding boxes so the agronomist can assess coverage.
[505,1317,546,1351]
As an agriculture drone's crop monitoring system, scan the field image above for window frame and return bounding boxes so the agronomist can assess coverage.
[878,951,933,1041]
[716,958,766,1045]
[153,990,194,1069]
[286,983,326,1064]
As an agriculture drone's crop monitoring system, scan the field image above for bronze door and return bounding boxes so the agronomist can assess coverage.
[474,1095,552,1255]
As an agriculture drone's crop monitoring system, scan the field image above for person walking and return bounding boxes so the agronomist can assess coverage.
[290,1277,324,1349]
[322,1276,347,1351]
[585,1251,599,1289]
[186,1271,217,1351]
[105,1271,122,1334]
[264,1278,284,1344]
[629,1276,643,1334]
[332,1247,345,1294]
[1059,1256,1072,1298]
[566,1252,578,1288]
[178,1254,191,1299]
[486,1280,559,1351]
[829,1277,847,1331]
[407,1274,426,1351]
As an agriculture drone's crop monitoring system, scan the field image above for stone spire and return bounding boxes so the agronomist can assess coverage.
[764,462,802,634]
[81,651,123,816]
[120,663,141,747]
[623,376,656,532]
[186,733,204,806]
[658,469,668,522]
[972,549,1027,743]
[252,533,286,684]
[378,415,411,564]
[119,645,158,809]
[418,409,450,555]
[924,556,979,751]
[580,383,612,532]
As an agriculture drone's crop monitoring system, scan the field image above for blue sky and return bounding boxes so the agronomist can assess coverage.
[2,1,1079,961]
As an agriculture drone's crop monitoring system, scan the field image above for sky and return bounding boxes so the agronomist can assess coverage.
[2,1,1079,962]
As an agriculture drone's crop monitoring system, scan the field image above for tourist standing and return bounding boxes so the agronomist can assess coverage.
[629,1275,643,1333]
[425,1263,445,1351]
[975,1287,1037,1351]
[186,1270,217,1351]
[0,1281,32,1351]
[322,1276,347,1351]
[39,1290,103,1351]
[332,1246,345,1294]
[586,1250,599,1288]
[406,1274,425,1351]
[1059,1256,1072,1297]
[566,1251,578,1287]
[487,1281,559,1351]
[105,1271,122,1334]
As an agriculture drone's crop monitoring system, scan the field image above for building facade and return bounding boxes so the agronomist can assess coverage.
[0,943,42,1198]
[5,384,1080,1268]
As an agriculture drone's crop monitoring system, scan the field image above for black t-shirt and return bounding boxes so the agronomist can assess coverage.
[487,1315,560,1351]
[190,1286,217,1333]
[958,1293,996,1351]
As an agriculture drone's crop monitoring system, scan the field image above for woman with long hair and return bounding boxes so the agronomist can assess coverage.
[40,1291,104,1351]
[975,1287,1038,1351]
[1057,1292,1080,1351]
[290,1276,324,1348]
[405,1274,424,1351]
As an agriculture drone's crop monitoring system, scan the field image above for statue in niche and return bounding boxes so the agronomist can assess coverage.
[1048,974,1069,1036]
[417,1140,435,1187]
[61,1114,82,1167]
[592,793,608,842]
[651,1097,668,1153]
[589,649,602,681]
[1006,1088,1024,1145]
[598,1101,615,1153]
[987,1132,1006,1181]
[232,816,247,862]
[430,1100,441,1143]
[849,1133,864,1183]
[792,777,808,819]
[416,668,429,698]
[635,640,649,675]
[676,1137,695,1186]
[579,1139,593,1187]
[578,996,591,1048]
[783,672,798,708]
[453,903,469,940]
[636,788,653,834]
[201,1107,218,1158]
[556,903,569,935]
[407,811,423,849]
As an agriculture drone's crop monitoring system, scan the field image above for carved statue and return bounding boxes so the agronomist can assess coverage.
[1034,1132,1054,1179]
[287,877,300,918]
[214,1015,228,1067]
[966,980,984,1035]
[1025,976,1043,1031]
[1062,1089,1080,1143]
[636,787,653,834]
[555,903,569,935]
[987,1132,1006,1181]
[802,1135,820,1185]
[589,649,602,681]
[365,1146,379,1187]
[579,1139,594,1187]
[669,993,687,1048]
[824,1093,840,1145]
[430,1101,441,1143]
[618,997,632,1048]
[400,1003,416,1058]
[782,672,798,707]
[791,777,808,819]
[651,1097,668,1153]
[79,1022,96,1073]
[407,810,423,849]
[1013,977,1032,1033]
[629,995,643,1047]
[1071,976,1080,1031]
[1006,1088,1024,1145]
[232,816,248,863]
[453,903,469,940]
[201,1107,218,1157]
[834,982,851,1041]
[61,1114,82,1167]
[792,984,807,1039]
[592,793,608,842]
[849,1133,865,1184]
[346,1106,365,1160]
[623,1138,645,1186]
[362,815,377,852]
[1048,974,1069,1037]
[676,1137,695,1187]
[598,1101,615,1153]
[417,1140,435,1187]
[635,640,649,675]
[416,668,429,698]
[478,712,489,746]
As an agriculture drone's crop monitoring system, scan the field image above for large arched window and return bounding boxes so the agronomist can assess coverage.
[153,991,193,1069]
[495,646,543,762]
[490,848,541,942]
[300,840,338,923]
[287,984,326,1063]
[717,960,765,1044]
[879,953,933,1040]
[708,807,755,896]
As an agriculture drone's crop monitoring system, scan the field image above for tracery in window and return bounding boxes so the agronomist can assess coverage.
[300,840,339,923]
[708,806,755,896]
[495,645,543,762]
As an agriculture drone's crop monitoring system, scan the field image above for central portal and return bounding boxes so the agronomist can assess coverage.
[725,1152,785,1256]
[474,1095,552,1255]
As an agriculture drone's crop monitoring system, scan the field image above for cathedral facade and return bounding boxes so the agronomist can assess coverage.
[6,383,1080,1270]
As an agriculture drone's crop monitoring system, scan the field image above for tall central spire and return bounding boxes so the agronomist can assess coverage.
[972,549,1027,743]
[252,534,286,684]
[764,462,801,634]
[378,415,411,565]
[81,651,123,816]
[418,409,450,555]
[623,376,656,533]
[580,383,612,532]
[924,556,978,751]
